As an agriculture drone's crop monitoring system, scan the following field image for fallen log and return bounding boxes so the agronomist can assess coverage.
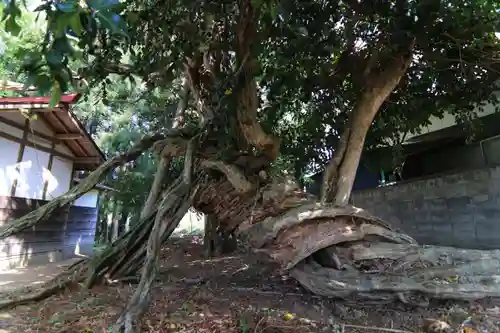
[190,171,500,303]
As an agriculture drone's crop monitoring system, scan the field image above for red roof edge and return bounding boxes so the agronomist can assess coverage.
[0,93,81,105]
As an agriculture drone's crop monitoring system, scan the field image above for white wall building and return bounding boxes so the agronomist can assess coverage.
[0,93,106,269]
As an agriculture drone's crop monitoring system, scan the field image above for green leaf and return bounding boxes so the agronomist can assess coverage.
[56,1,78,13]
[87,0,124,11]
[22,52,43,69]
[4,16,21,35]
[251,0,263,9]
[46,50,64,67]
[49,82,62,107]
[96,10,128,37]
[1,0,21,22]
[54,12,74,36]
[69,12,84,36]
[52,37,75,55]
[34,74,53,95]
[269,3,278,20]
[127,11,139,23]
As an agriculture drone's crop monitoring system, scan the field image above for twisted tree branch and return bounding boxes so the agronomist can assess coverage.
[202,160,254,194]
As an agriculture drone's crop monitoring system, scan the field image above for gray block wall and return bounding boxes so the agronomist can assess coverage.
[351,166,500,249]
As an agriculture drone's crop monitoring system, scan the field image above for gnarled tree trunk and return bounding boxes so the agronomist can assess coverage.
[191,172,500,304]
[5,167,500,311]
[1,3,496,330]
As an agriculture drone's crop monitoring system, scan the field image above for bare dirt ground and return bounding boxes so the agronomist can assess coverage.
[0,236,497,333]
[0,259,81,293]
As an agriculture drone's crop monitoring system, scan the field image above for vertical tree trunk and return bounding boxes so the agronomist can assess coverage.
[171,77,190,128]
[204,214,218,257]
[320,127,350,204]
[322,44,415,206]
[234,0,281,160]
[106,209,113,243]
[140,156,170,221]
[332,92,390,206]
[111,199,120,242]
[137,75,188,220]
[204,214,237,257]
[221,231,237,254]
[94,192,108,244]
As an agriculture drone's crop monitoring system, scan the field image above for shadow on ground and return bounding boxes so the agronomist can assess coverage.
[0,236,490,333]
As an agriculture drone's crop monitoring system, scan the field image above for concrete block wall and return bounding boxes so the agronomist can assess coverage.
[351,166,500,249]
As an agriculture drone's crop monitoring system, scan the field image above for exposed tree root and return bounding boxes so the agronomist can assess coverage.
[4,159,500,315]
[140,155,170,221]
[84,210,154,288]
[193,170,500,304]
[236,198,500,303]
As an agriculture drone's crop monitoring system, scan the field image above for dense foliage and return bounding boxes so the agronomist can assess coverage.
[2,0,499,231]
[1,2,500,331]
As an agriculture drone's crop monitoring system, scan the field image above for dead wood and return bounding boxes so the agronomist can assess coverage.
[239,203,401,249]
[6,151,500,313]
[113,141,198,333]
[194,173,500,304]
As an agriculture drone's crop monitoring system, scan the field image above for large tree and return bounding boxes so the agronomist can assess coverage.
[1,0,500,332]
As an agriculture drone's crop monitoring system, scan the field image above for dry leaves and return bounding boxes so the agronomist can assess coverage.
[0,236,497,333]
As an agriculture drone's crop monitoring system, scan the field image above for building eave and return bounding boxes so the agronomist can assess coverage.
[0,94,106,170]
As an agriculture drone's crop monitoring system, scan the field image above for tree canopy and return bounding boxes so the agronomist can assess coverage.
[1,1,500,332]
[2,0,498,178]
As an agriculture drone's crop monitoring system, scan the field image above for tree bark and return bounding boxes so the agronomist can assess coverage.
[8,158,500,313]
[321,127,350,204]
[332,90,393,206]
[234,0,281,160]
[323,42,415,206]
[192,171,500,304]
[204,214,219,257]
[106,207,113,243]
[140,156,170,221]
[291,242,500,302]
[204,214,237,257]
[112,200,120,242]
[5,17,494,322]
[114,141,197,333]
